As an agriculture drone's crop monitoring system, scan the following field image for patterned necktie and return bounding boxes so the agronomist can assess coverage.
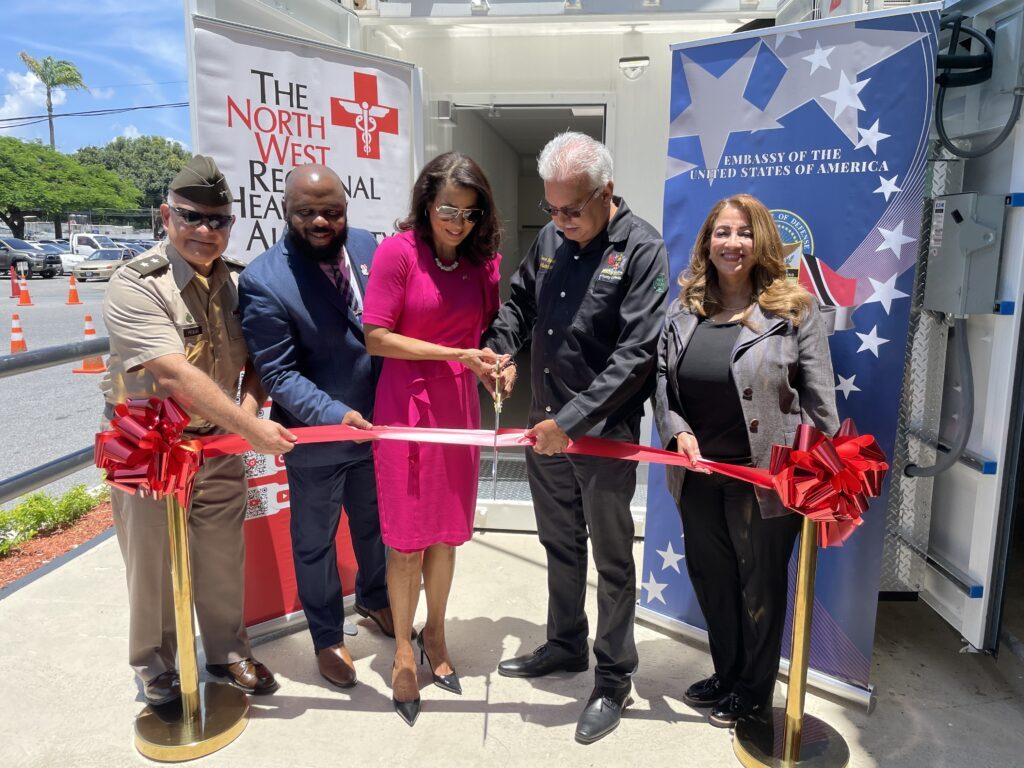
[330,260,360,316]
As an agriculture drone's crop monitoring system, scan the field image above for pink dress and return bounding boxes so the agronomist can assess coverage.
[362,230,501,551]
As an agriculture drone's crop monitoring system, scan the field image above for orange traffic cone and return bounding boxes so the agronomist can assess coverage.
[65,274,83,305]
[16,276,32,307]
[72,314,107,373]
[10,313,27,354]
[9,267,19,299]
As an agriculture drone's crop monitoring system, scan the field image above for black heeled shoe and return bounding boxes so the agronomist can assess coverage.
[392,663,421,727]
[393,695,421,727]
[416,630,462,695]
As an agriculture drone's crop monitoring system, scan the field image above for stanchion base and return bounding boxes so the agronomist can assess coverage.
[135,682,249,762]
[733,708,850,768]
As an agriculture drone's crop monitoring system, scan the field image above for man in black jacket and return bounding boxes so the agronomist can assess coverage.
[483,131,669,744]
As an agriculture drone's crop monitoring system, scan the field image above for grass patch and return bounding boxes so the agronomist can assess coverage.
[0,485,109,558]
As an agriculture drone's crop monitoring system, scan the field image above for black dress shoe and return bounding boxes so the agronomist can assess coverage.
[206,658,279,695]
[708,692,764,728]
[574,685,633,745]
[497,644,589,678]
[416,631,461,695]
[144,670,181,706]
[684,673,729,708]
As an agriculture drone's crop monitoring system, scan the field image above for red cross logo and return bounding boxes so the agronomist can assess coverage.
[330,72,399,160]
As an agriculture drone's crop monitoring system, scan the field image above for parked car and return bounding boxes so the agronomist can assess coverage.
[73,248,135,282]
[0,237,63,278]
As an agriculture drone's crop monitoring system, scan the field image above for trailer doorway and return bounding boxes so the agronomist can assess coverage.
[446,102,645,533]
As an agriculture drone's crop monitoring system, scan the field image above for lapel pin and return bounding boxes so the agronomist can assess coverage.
[360,264,369,276]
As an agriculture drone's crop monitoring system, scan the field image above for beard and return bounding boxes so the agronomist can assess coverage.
[287,226,348,263]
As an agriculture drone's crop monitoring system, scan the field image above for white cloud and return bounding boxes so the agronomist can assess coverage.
[92,87,115,100]
[121,124,141,139]
[0,71,68,133]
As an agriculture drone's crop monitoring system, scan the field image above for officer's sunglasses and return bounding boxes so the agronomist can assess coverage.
[435,205,484,223]
[538,187,601,219]
[169,205,235,231]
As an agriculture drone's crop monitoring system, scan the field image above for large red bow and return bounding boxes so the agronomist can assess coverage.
[94,397,203,507]
[769,419,888,547]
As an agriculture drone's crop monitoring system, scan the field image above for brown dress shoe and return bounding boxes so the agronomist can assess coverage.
[318,643,357,688]
[205,658,279,695]
[144,670,181,705]
[355,604,396,638]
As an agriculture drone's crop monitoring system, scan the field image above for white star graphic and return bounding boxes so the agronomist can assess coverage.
[802,41,835,75]
[821,71,870,119]
[770,29,803,50]
[666,155,698,181]
[864,273,910,314]
[855,119,891,154]
[855,325,890,357]
[875,221,916,259]
[669,47,781,175]
[874,175,902,202]
[642,572,668,605]
[835,374,861,399]
[656,541,685,573]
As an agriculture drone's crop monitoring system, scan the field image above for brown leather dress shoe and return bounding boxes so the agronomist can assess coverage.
[144,670,181,705]
[317,643,357,688]
[205,658,279,695]
[355,604,396,638]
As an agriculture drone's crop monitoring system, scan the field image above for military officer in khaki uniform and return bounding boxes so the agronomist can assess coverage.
[102,155,297,706]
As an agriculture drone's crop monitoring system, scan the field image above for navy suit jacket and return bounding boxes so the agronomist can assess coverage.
[238,229,380,467]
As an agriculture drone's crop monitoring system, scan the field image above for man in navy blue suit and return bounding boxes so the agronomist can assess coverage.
[239,165,391,690]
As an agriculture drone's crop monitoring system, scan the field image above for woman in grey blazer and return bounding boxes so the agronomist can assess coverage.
[654,194,839,728]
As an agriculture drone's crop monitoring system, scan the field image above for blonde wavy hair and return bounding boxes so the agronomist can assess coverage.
[678,194,813,327]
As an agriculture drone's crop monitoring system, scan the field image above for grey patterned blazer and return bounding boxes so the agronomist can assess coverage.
[654,299,840,519]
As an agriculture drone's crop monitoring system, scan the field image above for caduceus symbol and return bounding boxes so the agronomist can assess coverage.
[339,100,391,155]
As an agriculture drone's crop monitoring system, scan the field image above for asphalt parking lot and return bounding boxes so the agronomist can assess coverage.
[2,274,110,508]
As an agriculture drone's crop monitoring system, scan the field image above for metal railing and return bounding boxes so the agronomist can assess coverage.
[0,337,110,505]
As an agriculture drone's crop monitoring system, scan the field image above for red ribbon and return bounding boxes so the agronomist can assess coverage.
[94,397,203,507]
[768,419,888,547]
[96,400,888,548]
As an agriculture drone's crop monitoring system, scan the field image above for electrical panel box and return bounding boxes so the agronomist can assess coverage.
[924,193,1005,315]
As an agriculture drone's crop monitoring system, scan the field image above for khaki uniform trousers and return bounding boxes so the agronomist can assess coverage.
[111,450,252,683]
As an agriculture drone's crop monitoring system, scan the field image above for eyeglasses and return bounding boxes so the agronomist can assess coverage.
[435,205,484,223]
[538,187,602,219]
[169,205,235,231]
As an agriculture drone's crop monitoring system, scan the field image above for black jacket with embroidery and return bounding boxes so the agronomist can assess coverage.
[482,197,669,440]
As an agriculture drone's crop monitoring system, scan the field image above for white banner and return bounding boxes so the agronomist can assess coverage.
[191,17,415,261]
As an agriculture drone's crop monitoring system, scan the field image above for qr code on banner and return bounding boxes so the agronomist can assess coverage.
[244,451,267,478]
[245,486,270,520]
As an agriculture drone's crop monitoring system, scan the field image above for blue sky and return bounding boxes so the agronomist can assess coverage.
[0,1,190,153]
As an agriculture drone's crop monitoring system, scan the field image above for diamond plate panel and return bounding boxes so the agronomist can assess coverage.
[880,145,964,592]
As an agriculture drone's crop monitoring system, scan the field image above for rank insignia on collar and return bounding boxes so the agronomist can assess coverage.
[360,264,369,276]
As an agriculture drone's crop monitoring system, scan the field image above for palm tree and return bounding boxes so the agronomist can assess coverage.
[19,52,89,239]
[19,52,89,150]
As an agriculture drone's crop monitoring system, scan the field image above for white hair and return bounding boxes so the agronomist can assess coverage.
[537,131,613,188]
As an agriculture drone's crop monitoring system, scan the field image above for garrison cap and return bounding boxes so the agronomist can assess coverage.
[169,155,233,206]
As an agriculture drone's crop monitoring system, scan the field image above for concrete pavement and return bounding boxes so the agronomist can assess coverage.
[1,530,1022,767]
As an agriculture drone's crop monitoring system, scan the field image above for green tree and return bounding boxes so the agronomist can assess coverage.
[75,136,191,209]
[18,52,89,151]
[0,137,141,238]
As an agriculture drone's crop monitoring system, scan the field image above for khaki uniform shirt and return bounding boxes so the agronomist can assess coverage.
[101,240,248,431]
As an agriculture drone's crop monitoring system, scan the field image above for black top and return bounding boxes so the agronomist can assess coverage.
[674,319,751,463]
[482,197,669,440]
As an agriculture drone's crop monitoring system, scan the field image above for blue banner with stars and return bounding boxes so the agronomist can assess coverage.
[640,5,940,692]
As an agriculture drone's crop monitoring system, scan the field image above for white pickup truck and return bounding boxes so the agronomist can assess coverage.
[70,233,119,257]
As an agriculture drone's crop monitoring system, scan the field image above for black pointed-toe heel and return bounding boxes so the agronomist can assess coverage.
[416,630,462,695]
[393,695,421,727]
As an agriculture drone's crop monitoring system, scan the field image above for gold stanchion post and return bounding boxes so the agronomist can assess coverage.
[133,496,249,761]
[733,517,851,768]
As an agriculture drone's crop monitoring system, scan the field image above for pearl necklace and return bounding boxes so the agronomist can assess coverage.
[434,255,460,272]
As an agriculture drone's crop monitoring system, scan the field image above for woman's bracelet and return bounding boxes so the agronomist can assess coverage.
[499,360,518,373]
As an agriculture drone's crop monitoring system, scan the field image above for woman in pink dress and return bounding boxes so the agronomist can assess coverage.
[362,152,504,726]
